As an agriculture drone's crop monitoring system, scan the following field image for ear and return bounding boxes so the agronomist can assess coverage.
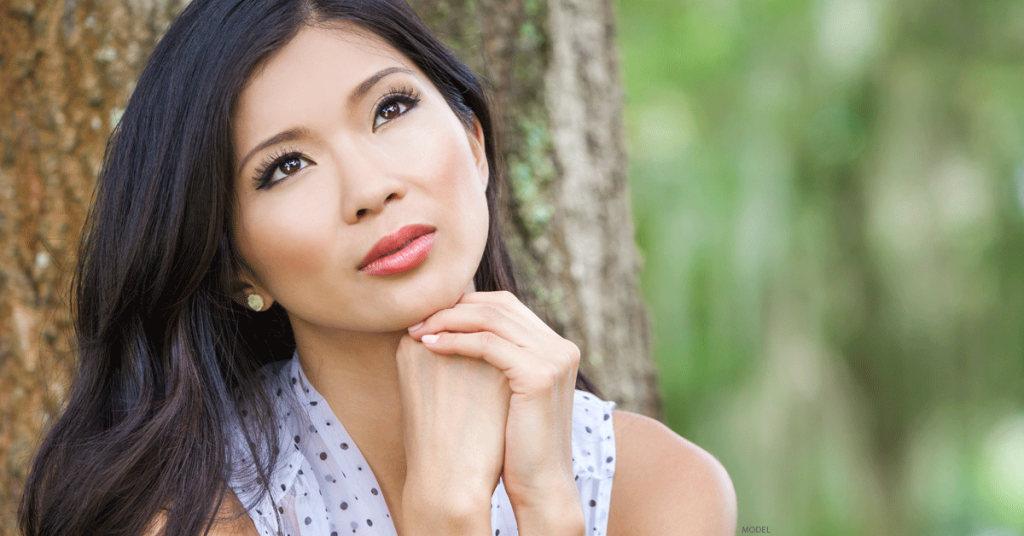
[232,277,275,312]
[467,116,489,189]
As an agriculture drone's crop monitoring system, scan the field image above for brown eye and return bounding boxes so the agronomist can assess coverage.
[373,98,412,129]
[261,154,312,187]
[379,102,401,121]
[280,157,303,175]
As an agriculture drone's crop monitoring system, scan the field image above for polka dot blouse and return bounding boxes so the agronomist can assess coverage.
[229,354,617,535]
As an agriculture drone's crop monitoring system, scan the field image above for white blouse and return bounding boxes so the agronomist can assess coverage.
[230,354,617,535]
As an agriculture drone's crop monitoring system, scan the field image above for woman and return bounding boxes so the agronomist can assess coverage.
[19,0,736,535]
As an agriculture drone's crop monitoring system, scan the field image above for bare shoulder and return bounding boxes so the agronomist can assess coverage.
[206,489,260,536]
[143,488,259,536]
[606,409,737,536]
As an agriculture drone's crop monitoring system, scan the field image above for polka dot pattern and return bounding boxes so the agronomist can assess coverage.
[230,354,617,536]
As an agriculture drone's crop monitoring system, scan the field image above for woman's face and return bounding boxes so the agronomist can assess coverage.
[231,24,490,334]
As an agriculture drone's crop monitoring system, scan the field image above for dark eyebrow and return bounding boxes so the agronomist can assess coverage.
[348,66,416,106]
[237,67,414,174]
[237,127,310,175]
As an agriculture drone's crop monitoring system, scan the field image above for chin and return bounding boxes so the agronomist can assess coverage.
[414,275,472,315]
[369,273,472,331]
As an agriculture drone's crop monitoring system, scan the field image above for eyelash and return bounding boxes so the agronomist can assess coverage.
[253,147,307,190]
[251,84,422,190]
[373,84,421,131]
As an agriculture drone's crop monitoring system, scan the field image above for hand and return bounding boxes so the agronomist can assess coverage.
[395,332,511,524]
[408,291,583,517]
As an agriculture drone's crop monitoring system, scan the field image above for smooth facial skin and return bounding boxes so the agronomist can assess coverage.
[232,24,490,339]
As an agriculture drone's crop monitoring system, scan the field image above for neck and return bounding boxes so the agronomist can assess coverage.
[289,317,405,429]
[283,279,475,429]
[287,318,412,522]
[288,317,410,495]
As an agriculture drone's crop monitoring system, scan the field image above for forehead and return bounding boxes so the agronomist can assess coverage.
[254,22,411,79]
[233,24,419,143]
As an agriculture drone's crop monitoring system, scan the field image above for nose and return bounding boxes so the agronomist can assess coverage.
[340,157,407,225]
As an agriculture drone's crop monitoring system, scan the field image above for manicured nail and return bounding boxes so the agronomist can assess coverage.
[408,322,423,332]
[421,334,439,344]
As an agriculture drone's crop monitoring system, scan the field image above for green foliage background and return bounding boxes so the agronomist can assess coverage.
[616,0,1024,534]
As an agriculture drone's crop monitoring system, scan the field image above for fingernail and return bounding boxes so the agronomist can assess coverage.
[408,322,423,332]
[421,334,439,344]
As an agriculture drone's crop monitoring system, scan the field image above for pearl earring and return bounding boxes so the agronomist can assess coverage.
[247,294,264,312]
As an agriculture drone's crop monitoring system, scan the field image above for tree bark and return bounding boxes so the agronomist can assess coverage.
[0,0,188,529]
[0,0,654,531]
[410,0,657,415]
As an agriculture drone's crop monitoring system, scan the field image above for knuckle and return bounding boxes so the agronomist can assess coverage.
[495,290,515,303]
[554,356,573,378]
[478,331,501,348]
[482,303,505,320]
[551,354,574,381]
[538,362,561,385]
[564,341,581,367]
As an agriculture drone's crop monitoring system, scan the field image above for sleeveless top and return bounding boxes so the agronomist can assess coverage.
[228,354,618,536]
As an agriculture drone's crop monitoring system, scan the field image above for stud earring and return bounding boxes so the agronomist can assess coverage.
[247,294,265,312]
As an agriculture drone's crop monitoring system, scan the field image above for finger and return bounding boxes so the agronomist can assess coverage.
[410,302,534,348]
[449,293,577,369]
[456,291,554,334]
[421,330,529,374]
[422,331,574,392]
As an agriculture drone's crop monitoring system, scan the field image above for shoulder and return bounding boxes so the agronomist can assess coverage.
[606,409,737,536]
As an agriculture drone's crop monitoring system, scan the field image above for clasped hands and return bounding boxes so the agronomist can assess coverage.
[397,290,584,535]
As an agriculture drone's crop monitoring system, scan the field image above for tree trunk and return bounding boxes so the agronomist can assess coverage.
[0,0,189,529]
[0,0,654,531]
[410,0,657,415]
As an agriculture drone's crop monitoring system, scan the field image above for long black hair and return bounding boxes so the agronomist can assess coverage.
[20,0,598,534]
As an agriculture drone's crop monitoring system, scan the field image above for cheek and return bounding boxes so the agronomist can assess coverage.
[424,135,489,249]
[235,185,340,292]
[401,119,487,211]
[441,169,490,280]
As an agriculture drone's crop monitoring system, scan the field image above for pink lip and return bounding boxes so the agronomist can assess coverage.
[359,224,436,276]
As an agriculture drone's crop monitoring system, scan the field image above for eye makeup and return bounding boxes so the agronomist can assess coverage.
[372,84,421,130]
[249,84,423,190]
[252,146,309,190]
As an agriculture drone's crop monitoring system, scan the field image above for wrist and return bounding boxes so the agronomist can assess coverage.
[514,506,586,536]
[402,479,493,536]
[509,485,585,536]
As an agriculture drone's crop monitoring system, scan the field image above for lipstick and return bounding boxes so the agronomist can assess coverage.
[359,224,436,276]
